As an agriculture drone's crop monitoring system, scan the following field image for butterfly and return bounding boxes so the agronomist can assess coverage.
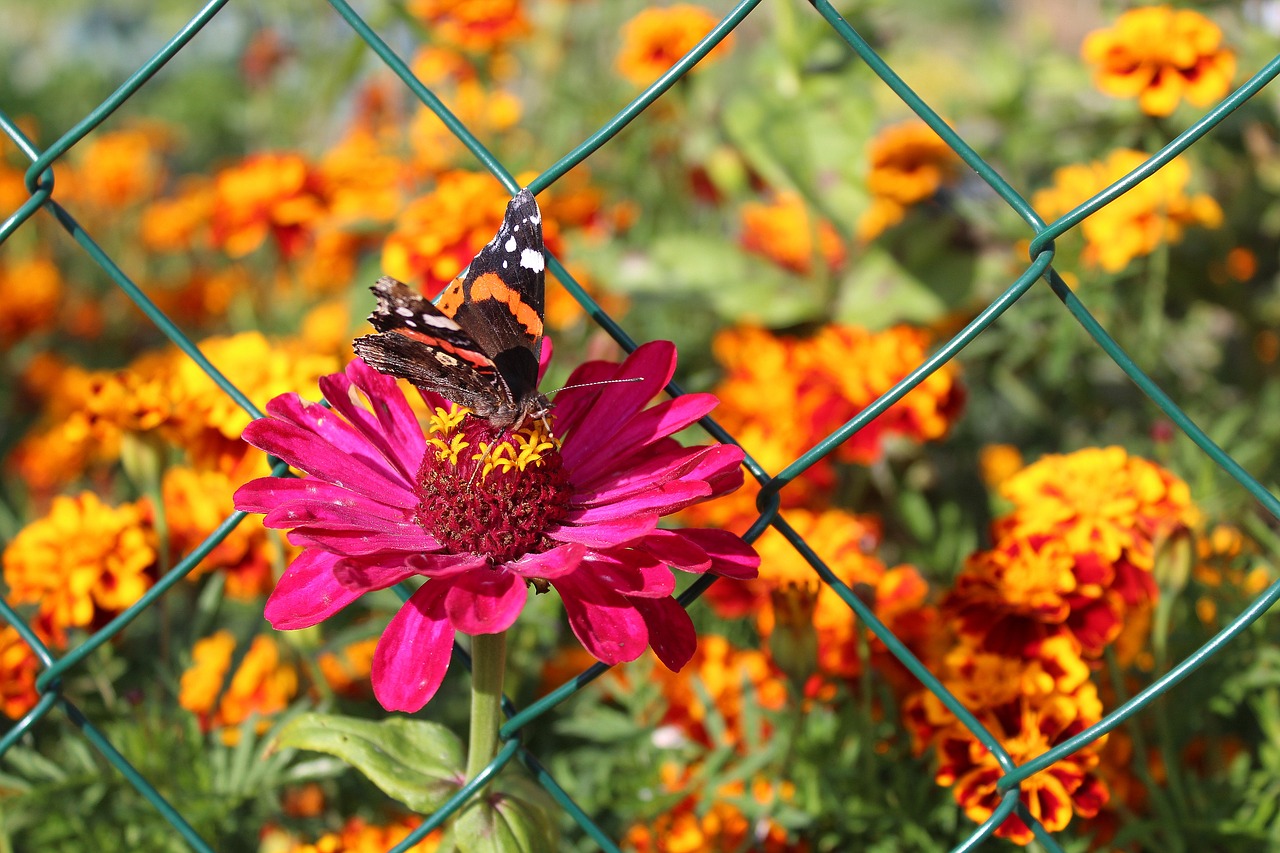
[353,188,551,433]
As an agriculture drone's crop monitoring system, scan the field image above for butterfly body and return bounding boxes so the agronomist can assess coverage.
[354,188,550,433]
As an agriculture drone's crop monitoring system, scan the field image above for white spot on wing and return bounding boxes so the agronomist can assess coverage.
[505,236,517,252]
[395,306,414,317]
[520,248,544,272]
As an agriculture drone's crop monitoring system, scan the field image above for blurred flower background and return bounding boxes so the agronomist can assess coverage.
[4,1,1280,850]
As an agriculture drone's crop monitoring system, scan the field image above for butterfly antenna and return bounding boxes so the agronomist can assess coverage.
[545,377,646,397]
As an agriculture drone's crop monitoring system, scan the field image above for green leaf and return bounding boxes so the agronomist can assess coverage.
[454,784,559,853]
[272,712,465,813]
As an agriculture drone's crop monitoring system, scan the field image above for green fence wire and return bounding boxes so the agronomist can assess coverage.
[2,1,1279,850]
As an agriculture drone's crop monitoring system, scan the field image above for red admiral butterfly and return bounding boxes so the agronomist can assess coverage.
[353,188,551,433]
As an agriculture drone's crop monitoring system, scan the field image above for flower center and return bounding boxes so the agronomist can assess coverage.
[414,404,572,564]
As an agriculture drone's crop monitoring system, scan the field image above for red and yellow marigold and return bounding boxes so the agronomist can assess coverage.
[0,625,42,720]
[616,5,731,86]
[407,0,529,53]
[210,152,328,259]
[0,256,63,344]
[1083,6,1235,117]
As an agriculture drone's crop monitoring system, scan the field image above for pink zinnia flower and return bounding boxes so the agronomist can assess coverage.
[234,340,758,712]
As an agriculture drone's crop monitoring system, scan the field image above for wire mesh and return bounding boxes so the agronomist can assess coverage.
[1,1,1278,851]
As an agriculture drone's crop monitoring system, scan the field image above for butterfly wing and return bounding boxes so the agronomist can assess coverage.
[353,276,514,415]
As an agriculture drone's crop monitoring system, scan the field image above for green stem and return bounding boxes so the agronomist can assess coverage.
[465,631,508,783]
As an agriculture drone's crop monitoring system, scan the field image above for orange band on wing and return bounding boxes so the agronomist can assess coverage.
[438,275,465,317]
[391,327,492,369]
[470,272,543,338]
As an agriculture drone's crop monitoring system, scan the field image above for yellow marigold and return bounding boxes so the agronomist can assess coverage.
[140,177,214,253]
[616,4,731,86]
[210,152,328,259]
[740,191,846,275]
[282,816,440,853]
[316,637,379,697]
[0,256,63,343]
[383,171,555,296]
[409,79,522,177]
[1083,6,1235,117]
[163,467,275,600]
[67,125,170,210]
[299,298,355,356]
[0,625,42,720]
[179,631,297,742]
[3,493,155,647]
[651,635,787,748]
[857,121,961,241]
[408,0,529,52]
[996,446,1199,567]
[979,443,1023,489]
[1032,149,1222,272]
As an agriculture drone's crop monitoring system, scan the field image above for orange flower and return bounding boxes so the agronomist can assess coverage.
[616,5,731,86]
[210,152,327,258]
[280,815,441,853]
[383,171,558,295]
[318,129,405,227]
[407,0,529,52]
[978,443,1023,489]
[651,635,786,748]
[0,625,42,720]
[315,637,379,697]
[624,772,806,853]
[162,467,275,600]
[140,177,214,253]
[179,631,297,742]
[0,256,62,344]
[1083,6,1235,117]
[3,493,155,647]
[740,191,845,275]
[67,125,170,210]
[995,446,1199,568]
[857,121,961,241]
[1032,149,1222,272]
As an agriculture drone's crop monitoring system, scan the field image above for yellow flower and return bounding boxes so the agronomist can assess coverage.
[179,631,297,742]
[3,493,155,647]
[857,121,961,241]
[318,129,405,227]
[616,5,730,86]
[316,637,379,697]
[979,443,1024,489]
[1083,6,1235,117]
[0,256,62,344]
[740,191,845,274]
[407,0,529,52]
[1033,149,1222,272]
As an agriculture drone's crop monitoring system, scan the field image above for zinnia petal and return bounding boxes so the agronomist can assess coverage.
[444,569,527,634]
[372,580,458,712]
[631,595,696,671]
[503,542,588,580]
[553,566,650,665]
[675,528,761,579]
[560,341,678,468]
[264,549,418,630]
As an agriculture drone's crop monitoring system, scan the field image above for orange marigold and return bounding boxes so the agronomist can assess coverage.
[0,256,63,344]
[316,636,379,697]
[616,5,731,87]
[0,625,42,720]
[740,191,845,275]
[3,492,155,647]
[857,121,961,241]
[1083,6,1235,118]
[382,171,558,296]
[1032,149,1222,273]
[281,815,440,853]
[67,125,170,210]
[407,0,529,52]
[140,177,214,253]
[163,467,275,600]
[179,631,297,742]
[624,772,806,853]
[210,152,328,259]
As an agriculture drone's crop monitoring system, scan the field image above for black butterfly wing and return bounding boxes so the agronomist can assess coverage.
[352,276,513,415]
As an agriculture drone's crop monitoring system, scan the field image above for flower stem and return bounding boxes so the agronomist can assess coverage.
[465,631,508,783]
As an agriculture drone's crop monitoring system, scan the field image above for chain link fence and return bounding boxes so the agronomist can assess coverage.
[3,1,1280,850]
